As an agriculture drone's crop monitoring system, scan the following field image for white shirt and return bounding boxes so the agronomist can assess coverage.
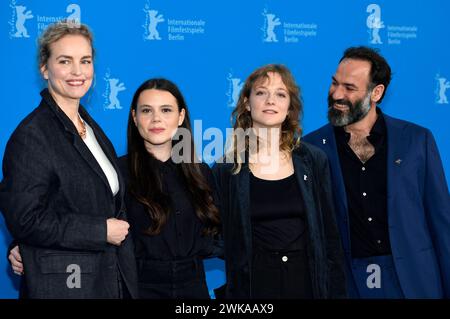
[80,116,119,196]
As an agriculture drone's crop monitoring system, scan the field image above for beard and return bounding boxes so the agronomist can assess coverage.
[327,91,372,127]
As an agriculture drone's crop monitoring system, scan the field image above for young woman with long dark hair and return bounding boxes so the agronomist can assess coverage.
[120,78,221,298]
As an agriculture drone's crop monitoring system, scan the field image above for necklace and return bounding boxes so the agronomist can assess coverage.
[78,114,87,138]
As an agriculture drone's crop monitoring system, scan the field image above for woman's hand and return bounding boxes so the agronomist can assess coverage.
[106,218,130,246]
[9,245,24,275]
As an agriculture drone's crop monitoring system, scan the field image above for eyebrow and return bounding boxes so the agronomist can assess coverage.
[55,55,92,60]
[138,104,175,108]
[254,85,288,91]
[331,76,358,89]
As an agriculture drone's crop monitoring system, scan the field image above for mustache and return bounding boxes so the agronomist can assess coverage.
[328,96,353,109]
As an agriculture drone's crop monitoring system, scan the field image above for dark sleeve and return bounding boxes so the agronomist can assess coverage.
[117,155,129,181]
[117,155,141,240]
[315,151,347,298]
[422,129,450,296]
[200,163,220,210]
[200,163,224,259]
[211,163,228,260]
[211,163,224,210]
[0,127,107,251]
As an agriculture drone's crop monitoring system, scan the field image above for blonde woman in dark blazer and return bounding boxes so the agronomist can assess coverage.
[0,21,137,298]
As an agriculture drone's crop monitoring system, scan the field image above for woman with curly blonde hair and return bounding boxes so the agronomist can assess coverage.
[213,64,347,299]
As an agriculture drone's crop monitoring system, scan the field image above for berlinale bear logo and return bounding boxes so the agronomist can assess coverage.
[366,4,384,44]
[12,4,33,38]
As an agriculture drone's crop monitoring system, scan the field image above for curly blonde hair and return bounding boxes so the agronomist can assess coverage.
[229,64,303,174]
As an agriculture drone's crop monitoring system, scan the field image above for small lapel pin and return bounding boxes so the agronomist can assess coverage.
[304,175,308,181]
[322,139,327,145]
[395,159,402,165]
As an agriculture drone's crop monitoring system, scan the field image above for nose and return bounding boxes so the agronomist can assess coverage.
[71,62,82,76]
[266,92,275,105]
[151,110,161,122]
[330,84,345,100]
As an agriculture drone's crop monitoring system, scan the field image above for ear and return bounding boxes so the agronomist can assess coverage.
[178,108,186,126]
[40,64,49,80]
[132,109,138,127]
[371,84,385,104]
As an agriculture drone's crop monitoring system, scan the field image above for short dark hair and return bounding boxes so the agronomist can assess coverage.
[340,46,391,103]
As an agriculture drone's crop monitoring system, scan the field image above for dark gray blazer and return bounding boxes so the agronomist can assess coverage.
[212,142,347,298]
[0,89,138,298]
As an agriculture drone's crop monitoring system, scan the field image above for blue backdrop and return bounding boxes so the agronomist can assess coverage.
[1,0,449,298]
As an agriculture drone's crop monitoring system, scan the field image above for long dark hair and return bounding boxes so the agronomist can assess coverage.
[127,78,220,236]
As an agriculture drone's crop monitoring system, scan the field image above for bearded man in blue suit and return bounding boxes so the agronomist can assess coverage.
[304,46,450,298]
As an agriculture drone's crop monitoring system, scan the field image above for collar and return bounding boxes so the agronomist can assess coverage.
[334,107,386,144]
[40,88,93,136]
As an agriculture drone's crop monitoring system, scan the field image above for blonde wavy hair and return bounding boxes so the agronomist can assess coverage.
[229,64,303,174]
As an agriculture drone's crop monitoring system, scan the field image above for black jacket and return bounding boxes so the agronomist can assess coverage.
[212,142,347,298]
[0,89,138,298]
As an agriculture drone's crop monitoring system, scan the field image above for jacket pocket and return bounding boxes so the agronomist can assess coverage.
[39,253,97,274]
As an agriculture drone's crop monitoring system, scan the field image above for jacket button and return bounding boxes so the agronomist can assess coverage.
[282,256,288,262]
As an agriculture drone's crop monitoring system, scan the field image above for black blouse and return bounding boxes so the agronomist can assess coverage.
[118,156,218,261]
[250,172,308,251]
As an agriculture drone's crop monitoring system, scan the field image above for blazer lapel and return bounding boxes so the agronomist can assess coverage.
[292,151,320,242]
[71,133,112,194]
[234,164,252,260]
[384,115,407,225]
[90,126,126,216]
[41,90,112,193]
[80,107,125,205]
[316,125,352,253]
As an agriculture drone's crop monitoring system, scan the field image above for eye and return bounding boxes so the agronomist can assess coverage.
[141,108,151,114]
[81,59,92,64]
[58,60,70,65]
[162,108,172,113]
[255,90,266,96]
[277,92,287,98]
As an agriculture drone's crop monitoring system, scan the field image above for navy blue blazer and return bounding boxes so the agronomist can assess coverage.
[304,114,450,298]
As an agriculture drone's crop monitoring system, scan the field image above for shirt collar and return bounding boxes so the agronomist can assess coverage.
[334,107,386,143]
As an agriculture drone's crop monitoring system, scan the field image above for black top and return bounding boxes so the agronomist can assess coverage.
[213,143,347,299]
[334,108,391,258]
[250,172,307,251]
[119,156,218,261]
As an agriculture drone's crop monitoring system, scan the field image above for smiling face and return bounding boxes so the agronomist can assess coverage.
[327,58,376,127]
[247,72,290,129]
[40,34,93,107]
[132,89,185,151]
